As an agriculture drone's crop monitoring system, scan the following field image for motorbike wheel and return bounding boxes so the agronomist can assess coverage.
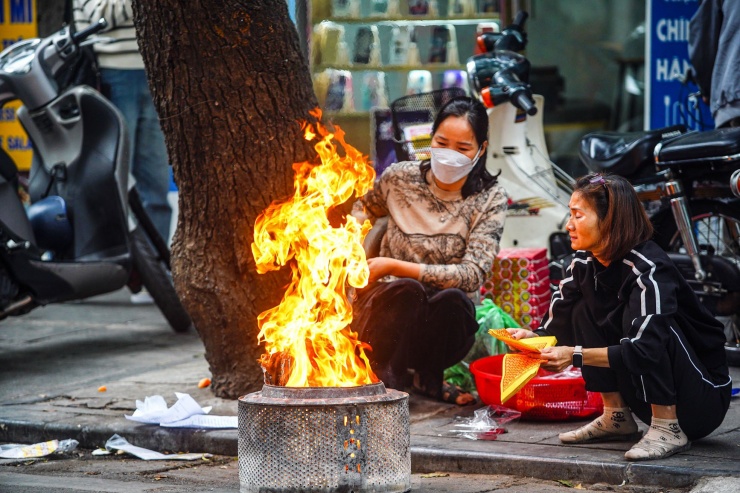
[654,200,740,258]
[653,200,740,367]
[128,188,171,269]
[129,227,193,333]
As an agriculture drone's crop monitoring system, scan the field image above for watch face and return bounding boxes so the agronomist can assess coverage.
[572,349,583,368]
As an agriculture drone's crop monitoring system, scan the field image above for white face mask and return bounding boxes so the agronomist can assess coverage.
[430,147,482,184]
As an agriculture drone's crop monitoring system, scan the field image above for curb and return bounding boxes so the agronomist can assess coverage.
[410,446,722,489]
[0,418,239,457]
[3,417,736,489]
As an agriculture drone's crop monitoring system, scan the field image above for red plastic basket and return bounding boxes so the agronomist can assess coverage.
[470,354,603,421]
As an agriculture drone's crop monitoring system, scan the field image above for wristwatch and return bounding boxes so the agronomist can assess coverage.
[572,346,583,368]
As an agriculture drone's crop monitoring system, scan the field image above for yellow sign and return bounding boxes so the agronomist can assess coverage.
[1,0,37,172]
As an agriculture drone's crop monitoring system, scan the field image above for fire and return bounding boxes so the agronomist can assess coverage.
[251,110,377,387]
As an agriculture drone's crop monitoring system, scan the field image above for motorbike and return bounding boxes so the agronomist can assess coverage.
[0,20,192,333]
[466,12,573,253]
[579,125,740,366]
[389,13,572,254]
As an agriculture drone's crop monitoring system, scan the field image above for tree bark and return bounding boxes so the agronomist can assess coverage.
[132,0,319,398]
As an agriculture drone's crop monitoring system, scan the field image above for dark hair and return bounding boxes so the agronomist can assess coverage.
[574,173,653,262]
[420,96,499,198]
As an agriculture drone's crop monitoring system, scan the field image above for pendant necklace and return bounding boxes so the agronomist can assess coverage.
[428,172,453,223]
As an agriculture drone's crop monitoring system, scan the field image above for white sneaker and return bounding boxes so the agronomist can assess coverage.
[130,288,154,305]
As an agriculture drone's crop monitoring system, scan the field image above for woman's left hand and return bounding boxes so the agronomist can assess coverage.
[539,346,575,373]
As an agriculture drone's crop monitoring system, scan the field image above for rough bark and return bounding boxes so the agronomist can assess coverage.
[132,0,319,398]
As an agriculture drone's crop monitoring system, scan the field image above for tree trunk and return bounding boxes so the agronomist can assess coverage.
[132,0,319,398]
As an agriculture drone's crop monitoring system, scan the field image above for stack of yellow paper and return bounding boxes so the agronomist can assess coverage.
[488,329,557,403]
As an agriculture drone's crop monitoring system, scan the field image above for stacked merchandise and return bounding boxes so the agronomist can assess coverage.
[481,247,551,330]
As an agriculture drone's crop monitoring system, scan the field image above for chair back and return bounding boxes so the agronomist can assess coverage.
[390,88,467,162]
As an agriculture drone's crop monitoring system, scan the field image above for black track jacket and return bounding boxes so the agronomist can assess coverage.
[536,241,729,382]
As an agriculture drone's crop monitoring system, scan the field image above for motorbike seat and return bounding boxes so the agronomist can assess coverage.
[655,126,740,168]
[579,125,686,177]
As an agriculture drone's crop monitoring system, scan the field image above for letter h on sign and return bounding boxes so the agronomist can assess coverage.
[10,0,34,24]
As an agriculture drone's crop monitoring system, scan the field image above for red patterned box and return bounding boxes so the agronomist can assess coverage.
[483,247,553,330]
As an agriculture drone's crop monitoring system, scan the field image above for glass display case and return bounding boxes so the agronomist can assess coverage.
[307,0,504,155]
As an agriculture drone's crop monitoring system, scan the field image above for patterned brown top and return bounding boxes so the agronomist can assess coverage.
[360,161,507,294]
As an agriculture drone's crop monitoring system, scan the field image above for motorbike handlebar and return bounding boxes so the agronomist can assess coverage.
[514,90,537,116]
[493,69,538,115]
[73,18,108,43]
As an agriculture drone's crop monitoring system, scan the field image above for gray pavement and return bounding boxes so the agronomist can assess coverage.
[1,290,739,490]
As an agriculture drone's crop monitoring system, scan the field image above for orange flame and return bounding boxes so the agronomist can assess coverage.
[251,110,377,387]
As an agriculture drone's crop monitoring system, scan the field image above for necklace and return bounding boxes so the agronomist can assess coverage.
[427,171,455,223]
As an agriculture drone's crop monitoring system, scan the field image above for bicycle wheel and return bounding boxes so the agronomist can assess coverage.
[129,227,192,333]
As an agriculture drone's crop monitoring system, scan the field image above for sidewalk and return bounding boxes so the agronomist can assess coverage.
[1,290,738,489]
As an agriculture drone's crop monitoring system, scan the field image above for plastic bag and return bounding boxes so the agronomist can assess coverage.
[443,299,520,392]
[437,405,522,440]
[538,365,583,379]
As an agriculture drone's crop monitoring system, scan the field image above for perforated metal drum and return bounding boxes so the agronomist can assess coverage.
[238,383,410,493]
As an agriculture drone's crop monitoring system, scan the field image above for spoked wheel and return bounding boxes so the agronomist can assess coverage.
[654,200,740,366]
[662,202,740,259]
[128,190,192,333]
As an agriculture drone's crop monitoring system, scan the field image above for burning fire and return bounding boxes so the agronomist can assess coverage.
[251,110,378,387]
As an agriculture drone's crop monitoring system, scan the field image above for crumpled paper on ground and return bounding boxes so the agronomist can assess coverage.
[96,434,211,461]
[125,392,237,428]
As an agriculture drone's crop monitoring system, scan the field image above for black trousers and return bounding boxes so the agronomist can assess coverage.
[352,279,477,394]
[570,302,732,441]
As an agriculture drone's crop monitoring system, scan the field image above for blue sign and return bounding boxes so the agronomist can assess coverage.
[9,0,34,23]
[646,0,714,130]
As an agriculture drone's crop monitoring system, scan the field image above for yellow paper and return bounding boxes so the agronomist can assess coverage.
[488,329,557,403]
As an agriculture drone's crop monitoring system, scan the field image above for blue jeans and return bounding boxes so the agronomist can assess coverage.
[101,68,172,241]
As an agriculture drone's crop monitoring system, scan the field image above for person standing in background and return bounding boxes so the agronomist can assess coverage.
[73,0,173,244]
[688,0,740,128]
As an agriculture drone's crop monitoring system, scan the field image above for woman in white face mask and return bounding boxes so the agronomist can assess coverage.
[352,96,507,406]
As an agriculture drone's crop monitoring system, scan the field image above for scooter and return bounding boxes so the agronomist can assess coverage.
[0,20,192,333]
[389,14,572,257]
[466,12,572,253]
[580,124,740,366]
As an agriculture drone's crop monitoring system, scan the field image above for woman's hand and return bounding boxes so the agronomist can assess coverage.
[505,328,538,340]
[366,257,421,283]
[367,257,397,283]
[539,346,575,373]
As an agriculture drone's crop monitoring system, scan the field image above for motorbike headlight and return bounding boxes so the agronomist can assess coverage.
[0,39,40,75]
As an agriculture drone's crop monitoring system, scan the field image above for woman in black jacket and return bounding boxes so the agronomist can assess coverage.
[508,174,732,461]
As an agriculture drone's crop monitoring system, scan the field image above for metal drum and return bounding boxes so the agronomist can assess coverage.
[238,382,410,493]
